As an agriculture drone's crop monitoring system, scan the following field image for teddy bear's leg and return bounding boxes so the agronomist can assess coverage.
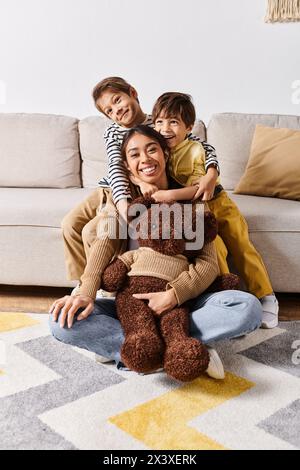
[117,291,164,373]
[160,307,210,382]
[207,273,240,292]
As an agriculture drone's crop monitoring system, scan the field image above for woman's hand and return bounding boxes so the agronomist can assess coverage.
[132,288,178,316]
[192,167,218,201]
[49,294,95,329]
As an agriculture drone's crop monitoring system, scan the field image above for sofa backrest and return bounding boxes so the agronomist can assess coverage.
[3,111,300,192]
[79,116,207,187]
[207,112,300,190]
[0,113,81,188]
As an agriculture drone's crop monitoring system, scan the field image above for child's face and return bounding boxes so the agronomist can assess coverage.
[124,133,167,185]
[97,88,142,128]
[154,114,193,148]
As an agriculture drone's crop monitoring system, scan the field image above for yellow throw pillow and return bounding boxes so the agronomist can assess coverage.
[234,125,300,201]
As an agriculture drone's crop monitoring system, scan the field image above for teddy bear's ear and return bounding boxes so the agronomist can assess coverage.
[131,196,155,208]
[128,196,155,219]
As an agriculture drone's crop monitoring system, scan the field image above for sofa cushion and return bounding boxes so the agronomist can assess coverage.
[234,125,300,201]
[0,187,95,228]
[207,113,300,190]
[0,113,81,188]
[79,116,207,188]
[0,225,76,287]
[228,191,300,232]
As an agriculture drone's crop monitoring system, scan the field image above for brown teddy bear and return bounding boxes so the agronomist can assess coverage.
[101,196,238,382]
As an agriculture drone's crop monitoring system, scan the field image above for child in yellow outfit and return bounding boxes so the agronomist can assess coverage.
[150,92,279,329]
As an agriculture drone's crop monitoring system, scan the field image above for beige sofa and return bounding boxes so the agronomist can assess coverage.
[0,112,299,292]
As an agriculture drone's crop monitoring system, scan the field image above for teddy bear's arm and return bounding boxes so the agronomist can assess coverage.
[101,258,129,292]
[166,241,219,305]
[101,251,136,292]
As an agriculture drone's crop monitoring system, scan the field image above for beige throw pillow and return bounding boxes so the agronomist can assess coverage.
[234,125,300,201]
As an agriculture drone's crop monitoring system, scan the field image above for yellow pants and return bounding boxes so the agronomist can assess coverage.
[61,188,124,282]
[208,191,273,299]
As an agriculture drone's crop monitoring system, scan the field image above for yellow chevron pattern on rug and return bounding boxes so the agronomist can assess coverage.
[109,372,254,450]
[2,314,299,449]
[0,312,39,333]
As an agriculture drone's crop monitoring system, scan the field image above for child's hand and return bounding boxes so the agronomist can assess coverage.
[129,175,158,198]
[139,182,159,198]
[151,190,173,203]
[192,174,216,201]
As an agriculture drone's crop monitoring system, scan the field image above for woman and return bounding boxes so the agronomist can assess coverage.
[49,126,262,378]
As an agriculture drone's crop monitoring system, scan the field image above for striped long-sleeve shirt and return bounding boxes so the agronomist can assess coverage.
[98,115,220,204]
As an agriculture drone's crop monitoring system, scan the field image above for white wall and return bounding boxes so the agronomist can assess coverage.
[0,0,299,124]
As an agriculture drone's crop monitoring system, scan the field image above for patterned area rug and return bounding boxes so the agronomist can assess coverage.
[0,312,300,450]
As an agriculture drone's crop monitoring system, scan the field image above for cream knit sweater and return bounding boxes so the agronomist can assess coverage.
[118,243,219,306]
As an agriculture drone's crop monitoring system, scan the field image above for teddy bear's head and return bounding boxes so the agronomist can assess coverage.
[127,196,217,257]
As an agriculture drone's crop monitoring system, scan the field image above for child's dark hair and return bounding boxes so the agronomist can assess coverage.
[92,76,137,114]
[121,125,170,161]
[152,92,196,128]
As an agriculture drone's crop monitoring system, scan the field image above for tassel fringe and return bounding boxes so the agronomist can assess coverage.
[265,0,300,22]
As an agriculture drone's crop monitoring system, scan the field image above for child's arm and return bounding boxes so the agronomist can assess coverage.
[188,134,220,175]
[178,141,219,201]
[192,166,219,201]
[103,126,132,218]
[151,171,218,203]
[151,185,198,203]
[187,135,220,200]
[151,148,203,202]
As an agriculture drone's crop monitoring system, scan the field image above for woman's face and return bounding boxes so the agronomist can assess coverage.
[124,132,167,185]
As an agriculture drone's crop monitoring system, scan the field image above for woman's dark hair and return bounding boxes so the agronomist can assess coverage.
[121,125,170,162]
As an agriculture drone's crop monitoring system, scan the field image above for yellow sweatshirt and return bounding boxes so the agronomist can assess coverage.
[168,139,221,187]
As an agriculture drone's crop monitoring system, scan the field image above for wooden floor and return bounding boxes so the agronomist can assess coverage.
[0,285,299,320]
[0,285,72,314]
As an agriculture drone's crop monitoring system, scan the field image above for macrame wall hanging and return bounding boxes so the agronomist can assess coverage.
[265,0,300,22]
